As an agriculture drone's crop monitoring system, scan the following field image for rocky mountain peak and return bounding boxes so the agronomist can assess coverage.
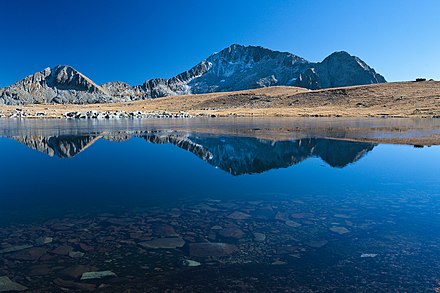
[325,51,351,58]
[0,44,387,105]
[295,51,386,89]
[209,44,306,66]
[321,51,372,70]
[0,65,119,105]
[47,65,105,94]
[4,65,106,94]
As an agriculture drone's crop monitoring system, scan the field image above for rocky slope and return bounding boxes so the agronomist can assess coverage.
[0,45,386,105]
[295,51,386,89]
[127,45,384,99]
[0,65,121,105]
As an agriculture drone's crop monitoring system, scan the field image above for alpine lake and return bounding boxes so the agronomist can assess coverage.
[0,117,439,292]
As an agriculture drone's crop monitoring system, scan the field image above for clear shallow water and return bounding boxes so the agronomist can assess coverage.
[0,118,439,292]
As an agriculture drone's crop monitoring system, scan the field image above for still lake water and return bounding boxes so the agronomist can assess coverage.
[0,118,439,292]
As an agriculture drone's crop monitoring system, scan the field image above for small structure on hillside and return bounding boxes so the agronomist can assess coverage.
[415,78,427,82]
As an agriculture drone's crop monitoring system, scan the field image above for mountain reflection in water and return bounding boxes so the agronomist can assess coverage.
[0,119,439,292]
[8,132,375,175]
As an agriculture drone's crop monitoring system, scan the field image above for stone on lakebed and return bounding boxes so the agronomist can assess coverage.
[189,243,238,257]
[80,271,117,281]
[139,237,185,249]
[0,276,28,292]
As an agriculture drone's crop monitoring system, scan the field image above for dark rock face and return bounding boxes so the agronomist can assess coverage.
[295,51,386,90]
[0,45,386,105]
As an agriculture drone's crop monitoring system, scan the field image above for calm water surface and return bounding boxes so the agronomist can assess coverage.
[0,118,439,292]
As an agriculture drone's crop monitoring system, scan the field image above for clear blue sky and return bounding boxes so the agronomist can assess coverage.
[0,0,439,87]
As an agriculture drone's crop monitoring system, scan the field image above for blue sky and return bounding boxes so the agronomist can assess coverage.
[0,0,439,87]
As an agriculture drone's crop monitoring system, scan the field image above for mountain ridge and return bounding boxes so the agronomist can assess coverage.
[0,44,386,105]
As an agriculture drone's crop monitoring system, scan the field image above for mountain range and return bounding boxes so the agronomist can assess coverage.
[7,132,375,175]
[0,44,386,105]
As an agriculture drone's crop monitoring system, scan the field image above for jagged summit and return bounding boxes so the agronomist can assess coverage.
[47,65,105,94]
[0,65,121,105]
[0,45,386,105]
[8,65,104,93]
[211,44,304,64]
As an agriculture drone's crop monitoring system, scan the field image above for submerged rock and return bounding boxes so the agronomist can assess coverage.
[218,227,245,239]
[7,247,46,261]
[0,276,28,292]
[68,251,85,258]
[35,237,53,245]
[139,237,185,249]
[183,259,202,267]
[275,212,290,221]
[79,243,94,252]
[53,278,96,291]
[360,253,378,258]
[189,243,238,257]
[52,245,73,256]
[253,232,266,242]
[291,213,314,219]
[329,226,350,235]
[29,264,51,276]
[153,224,179,237]
[0,245,33,254]
[285,221,302,228]
[60,265,98,280]
[306,240,329,248]
[227,211,251,220]
[80,271,117,280]
[334,214,351,219]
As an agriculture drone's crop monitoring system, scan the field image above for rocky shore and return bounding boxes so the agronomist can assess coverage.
[0,81,439,119]
[62,110,193,119]
[0,110,196,119]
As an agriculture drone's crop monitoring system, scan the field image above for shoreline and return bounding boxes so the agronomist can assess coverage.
[1,108,440,119]
[0,81,439,119]
[1,116,440,146]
